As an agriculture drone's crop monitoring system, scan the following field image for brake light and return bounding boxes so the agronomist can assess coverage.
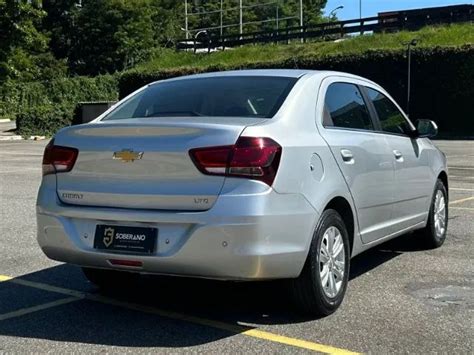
[42,139,79,176]
[190,137,282,186]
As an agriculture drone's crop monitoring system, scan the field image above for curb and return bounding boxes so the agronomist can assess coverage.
[0,135,22,141]
[0,119,11,123]
[0,135,47,141]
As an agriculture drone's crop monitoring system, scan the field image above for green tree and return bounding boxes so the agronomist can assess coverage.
[42,0,80,60]
[150,0,185,46]
[0,0,49,81]
[2,0,330,79]
[69,0,155,75]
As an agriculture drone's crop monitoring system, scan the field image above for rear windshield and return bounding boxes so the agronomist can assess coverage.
[102,76,298,120]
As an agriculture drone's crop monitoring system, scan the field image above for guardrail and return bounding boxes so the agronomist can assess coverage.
[176,4,473,52]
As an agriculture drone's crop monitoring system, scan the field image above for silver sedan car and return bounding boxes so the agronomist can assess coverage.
[37,70,448,315]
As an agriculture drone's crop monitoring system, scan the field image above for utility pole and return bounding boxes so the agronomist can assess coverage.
[239,0,243,36]
[276,4,279,30]
[299,0,303,42]
[184,0,189,40]
[220,0,223,38]
[359,0,363,35]
[406,39,418,117]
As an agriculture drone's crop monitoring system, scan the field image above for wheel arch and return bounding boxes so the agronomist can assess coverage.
[438,170,449,198]
[324,196,355,254]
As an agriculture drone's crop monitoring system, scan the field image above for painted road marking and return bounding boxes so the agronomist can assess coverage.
[451,207,474,211]
[0,169,40,173]
[87,293,359,355]
[0,297,80,321]
[241,329,358,354]
[450,187,474,192]
[449,167,474,170]
[0,275,360,355]
[5,278,85,298]
[449,196,474,205]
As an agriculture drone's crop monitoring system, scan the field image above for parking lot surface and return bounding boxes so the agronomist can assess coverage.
[0,140,473,354]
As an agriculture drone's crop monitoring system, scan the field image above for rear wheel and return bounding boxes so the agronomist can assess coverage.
[291,209,350,316]
[419,179,448,248]
[82,267,140,289]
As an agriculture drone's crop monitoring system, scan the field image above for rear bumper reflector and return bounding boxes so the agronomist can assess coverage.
[109,259,143,267]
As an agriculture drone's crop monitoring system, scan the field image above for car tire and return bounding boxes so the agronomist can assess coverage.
[82,267,139,289]
[419,179,448,248]
[291,209,350,316]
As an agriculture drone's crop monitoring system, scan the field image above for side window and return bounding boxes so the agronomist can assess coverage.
[366,88,411,135]
[324,83,374,131]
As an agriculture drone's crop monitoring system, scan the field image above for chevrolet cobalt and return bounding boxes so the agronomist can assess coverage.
[37,70,448,315]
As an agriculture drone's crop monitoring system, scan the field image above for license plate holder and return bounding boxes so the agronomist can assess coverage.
[94,225,157,254]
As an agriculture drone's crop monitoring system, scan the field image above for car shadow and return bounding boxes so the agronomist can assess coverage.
[350,231,434,279]
[0,232,429,348]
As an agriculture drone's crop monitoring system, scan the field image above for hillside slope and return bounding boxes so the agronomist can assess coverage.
[129,24,473,75]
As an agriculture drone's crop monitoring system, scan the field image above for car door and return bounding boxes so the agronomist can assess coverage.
[318,79,396,243]
[363,86,433,232]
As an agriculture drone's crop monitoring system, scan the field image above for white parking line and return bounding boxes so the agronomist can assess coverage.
[0,169,40,173]
[0,297,81,321]
[449,197,474,205]
[451,207,474,212]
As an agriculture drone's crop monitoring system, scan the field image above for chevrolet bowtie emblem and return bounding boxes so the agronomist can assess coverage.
[113,149,144,162]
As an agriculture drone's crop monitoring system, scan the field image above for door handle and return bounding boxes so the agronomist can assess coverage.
[340,149,354,163]
[393,150,403,160]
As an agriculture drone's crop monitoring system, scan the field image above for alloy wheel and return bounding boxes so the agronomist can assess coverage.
[434,190,447,238]
[319,226,345,298]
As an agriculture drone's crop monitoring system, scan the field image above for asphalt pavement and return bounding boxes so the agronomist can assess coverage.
[0,139,472,354]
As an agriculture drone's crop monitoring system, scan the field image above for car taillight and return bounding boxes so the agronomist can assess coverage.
[42,139,79,176]
[190,137,282,186]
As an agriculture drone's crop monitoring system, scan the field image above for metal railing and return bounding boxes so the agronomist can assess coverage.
[176,4,473,52]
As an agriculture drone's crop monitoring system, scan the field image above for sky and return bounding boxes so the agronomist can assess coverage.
[323,0,473,20]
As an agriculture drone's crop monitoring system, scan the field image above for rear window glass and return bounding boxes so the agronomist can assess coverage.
[103,76,298,120]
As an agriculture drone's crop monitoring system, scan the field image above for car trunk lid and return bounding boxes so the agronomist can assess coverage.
[53,117,261,210]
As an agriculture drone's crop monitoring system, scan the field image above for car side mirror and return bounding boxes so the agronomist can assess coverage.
[416,119,438,138]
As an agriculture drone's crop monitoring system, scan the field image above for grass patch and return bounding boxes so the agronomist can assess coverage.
[131,24,473,74]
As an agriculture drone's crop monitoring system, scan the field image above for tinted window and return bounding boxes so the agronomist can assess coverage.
[366,88,411,135]
[103,76,297,120]
[324,83,374,131]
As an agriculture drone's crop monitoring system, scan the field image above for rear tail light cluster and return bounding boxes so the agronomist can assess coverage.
[42,139,78,176]
[190,137,282,186]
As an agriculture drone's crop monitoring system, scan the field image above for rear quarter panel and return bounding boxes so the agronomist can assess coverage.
[242,73,360,256]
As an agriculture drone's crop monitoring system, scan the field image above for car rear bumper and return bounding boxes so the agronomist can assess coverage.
[37,177,318,280]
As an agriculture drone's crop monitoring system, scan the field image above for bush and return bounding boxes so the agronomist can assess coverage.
[119,45,474,138]
[0,81,22,121]
[0,75,118,135]
[16,104,72,136]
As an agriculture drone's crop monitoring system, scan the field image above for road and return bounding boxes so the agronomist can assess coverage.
[0,140,473,354]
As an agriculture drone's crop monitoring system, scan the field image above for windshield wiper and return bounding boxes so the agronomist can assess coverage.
[145,110,203,117]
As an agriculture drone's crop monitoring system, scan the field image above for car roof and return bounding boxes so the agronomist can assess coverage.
[153,70,312,83]
[149,69,379,88]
